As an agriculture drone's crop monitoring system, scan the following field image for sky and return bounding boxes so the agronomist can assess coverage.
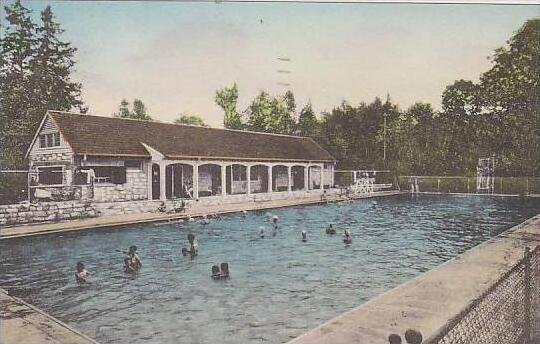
[10,1,539,127]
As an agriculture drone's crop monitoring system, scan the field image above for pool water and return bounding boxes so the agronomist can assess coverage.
[1,194,538,344]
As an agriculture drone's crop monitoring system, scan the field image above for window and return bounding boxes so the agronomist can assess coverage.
[39,133,60,148]
[38,167,63,185]
[93,166,126,184]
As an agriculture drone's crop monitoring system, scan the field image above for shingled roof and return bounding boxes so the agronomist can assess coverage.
[43,111,335,162]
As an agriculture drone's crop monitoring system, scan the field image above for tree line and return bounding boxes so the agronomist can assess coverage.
[215,18,539,177]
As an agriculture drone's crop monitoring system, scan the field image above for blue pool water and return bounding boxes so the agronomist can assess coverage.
[1,194,538,344]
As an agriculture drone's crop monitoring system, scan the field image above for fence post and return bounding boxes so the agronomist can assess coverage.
[467,178,470,194]
[437,178,440,193]
[523,247,531,342]
[526,177,529,195]
[500,177,503,194]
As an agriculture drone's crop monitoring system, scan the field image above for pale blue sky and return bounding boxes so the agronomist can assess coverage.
[9,2,539,126]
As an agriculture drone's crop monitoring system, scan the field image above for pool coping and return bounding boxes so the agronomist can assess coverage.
[0,288,99,344]
[0,190,401,240]
[286,213,540,344]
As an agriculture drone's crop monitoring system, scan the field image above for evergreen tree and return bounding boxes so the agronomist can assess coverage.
[297,102,318,137]
[0,1,85,168]
[0,0,37,168]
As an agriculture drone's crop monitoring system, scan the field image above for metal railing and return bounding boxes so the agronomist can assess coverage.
[423,246,540,344]
[398,176,540,195]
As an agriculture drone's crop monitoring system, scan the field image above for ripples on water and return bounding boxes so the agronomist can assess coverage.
[1,194,538,344]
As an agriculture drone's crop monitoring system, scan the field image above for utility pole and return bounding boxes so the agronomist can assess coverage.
[383,113,387,161]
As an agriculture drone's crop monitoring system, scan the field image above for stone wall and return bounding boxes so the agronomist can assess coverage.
[93,168,148,202]
[0,188,336,226]
[0,201,97,226]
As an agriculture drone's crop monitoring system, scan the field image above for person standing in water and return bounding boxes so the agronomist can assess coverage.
[183,233,198,257]
[124,245,142,272]
[301,230,307,242]
[343,229,352,244]
[75,262,90,284]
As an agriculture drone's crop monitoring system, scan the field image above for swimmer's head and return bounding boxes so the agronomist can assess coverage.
[211,265,220,276]
[188,233,195,242]
[388,334,401,344]
[129,245,137,253]
[404,329,422,344]
[76,262,84,271]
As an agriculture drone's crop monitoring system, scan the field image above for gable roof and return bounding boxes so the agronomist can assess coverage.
[39,111,335,162]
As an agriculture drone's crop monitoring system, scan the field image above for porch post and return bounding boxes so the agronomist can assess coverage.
[287,166,292,192]
[320,164,324,190]
[246,165,251,195]
[193,162,199,199]
[159,162,167,200]
[221,164,227,197]
[268,165,273,193]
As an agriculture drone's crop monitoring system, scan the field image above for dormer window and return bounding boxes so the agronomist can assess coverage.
[39,133,60,148]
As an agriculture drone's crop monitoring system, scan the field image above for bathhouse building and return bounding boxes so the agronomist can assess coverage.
[26,111,336,205]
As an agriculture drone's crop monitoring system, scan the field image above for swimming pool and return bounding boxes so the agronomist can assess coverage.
[1,194,538,344]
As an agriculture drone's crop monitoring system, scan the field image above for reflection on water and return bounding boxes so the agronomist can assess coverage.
[1,194,538,344]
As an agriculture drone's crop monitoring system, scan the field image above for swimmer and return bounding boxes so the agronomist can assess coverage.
[220,262,230,278]
[272,215,279,226]
[326,224,336,235]
[301,230,307,242]
[187,216,195,222]
[183,233,198,257]
[123,245,142,273]
[259,226,265,238]
[242,210,248,217]
[343,229,352,244]
[201,215,210,225]
[388,334,402,344]
[211,265,221,279]
[75,262,90,284]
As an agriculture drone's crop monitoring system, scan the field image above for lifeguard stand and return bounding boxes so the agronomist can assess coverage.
[476,157,495,194]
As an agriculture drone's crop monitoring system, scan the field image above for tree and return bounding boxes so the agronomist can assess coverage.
[245,91,296,134]
[215,83,243,129]
[132,99,151,120]
[297,102,319,137]
[0,1,85,168]
[113,99,152,120]
[174,114,208,127]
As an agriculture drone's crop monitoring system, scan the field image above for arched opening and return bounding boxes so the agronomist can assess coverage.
[308,165,322,190]
[165,163,194,199]
[272,165,289,192]
[198,164,222,197]
[291,165,305,191]
[151,163,160,200]
[225,164,248,195]
[250,165,268,193]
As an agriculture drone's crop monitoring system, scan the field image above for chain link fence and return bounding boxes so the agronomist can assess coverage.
[398,176,540,195]
[424,246,540,344]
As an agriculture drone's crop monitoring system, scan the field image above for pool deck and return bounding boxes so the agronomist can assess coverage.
[287,213,540,344]
[0,190,400,239]
[0,288,98,344]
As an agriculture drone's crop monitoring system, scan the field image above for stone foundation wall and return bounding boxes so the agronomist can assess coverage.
[0,201,97,226]
[0,188,336,226]
[93,169,148,202]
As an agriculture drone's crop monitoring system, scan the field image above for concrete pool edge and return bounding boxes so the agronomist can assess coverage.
[286,213,540,344]
[0,190,401,240]
[0,288,99,344]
